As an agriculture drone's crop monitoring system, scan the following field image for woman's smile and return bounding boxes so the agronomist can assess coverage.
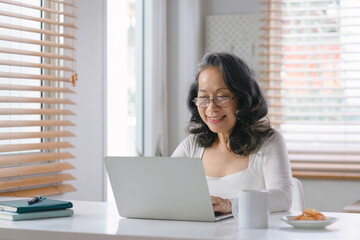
[207,115,226,123]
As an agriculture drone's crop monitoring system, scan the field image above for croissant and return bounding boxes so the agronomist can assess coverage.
[293,209,327,221]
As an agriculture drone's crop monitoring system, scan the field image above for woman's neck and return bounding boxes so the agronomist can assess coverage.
[216,133,231,151]
[217,132,229,143]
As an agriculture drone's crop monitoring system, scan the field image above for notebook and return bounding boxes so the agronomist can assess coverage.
[0,209,74,221]
[0,198,73,213]
[104,156,232,222]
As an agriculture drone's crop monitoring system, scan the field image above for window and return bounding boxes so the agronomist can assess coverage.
[261,0,360,179]
[0,0,77,196]
[106,0,142,201]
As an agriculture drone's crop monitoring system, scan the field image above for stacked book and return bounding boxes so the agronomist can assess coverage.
[0,197,74,221]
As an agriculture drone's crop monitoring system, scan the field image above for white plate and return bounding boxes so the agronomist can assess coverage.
[281,216,338,229]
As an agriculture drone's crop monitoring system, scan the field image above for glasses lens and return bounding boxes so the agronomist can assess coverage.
[194,96,232,108]
[195,97,209,107]
[214,96,230,107]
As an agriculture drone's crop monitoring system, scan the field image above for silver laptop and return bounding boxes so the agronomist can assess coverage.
[104,156,232,222]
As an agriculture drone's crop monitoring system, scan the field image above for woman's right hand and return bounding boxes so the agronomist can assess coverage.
[211,196,231,213]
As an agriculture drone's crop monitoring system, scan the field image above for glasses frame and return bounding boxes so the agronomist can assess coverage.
[192,96,237,108]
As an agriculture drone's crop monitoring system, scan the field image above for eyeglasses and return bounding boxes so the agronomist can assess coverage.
[193,96,236,108]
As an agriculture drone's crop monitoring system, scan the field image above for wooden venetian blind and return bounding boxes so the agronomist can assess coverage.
[261,0,360,179]
[0,0,77,197]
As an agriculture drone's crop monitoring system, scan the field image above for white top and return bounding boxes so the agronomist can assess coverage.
[171,129,293,212]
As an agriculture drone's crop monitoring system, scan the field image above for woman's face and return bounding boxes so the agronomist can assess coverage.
[197,67,237,136]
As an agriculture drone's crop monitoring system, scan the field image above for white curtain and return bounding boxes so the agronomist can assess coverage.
[144,0,168,156]
[143,0,204,156]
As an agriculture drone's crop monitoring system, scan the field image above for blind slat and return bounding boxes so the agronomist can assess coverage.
[0,142,74,153]
[261,24,360,31]
[0,120,75,127]
[0,173,75,191]
[0,60,74,72]
[0,35,74,50]
[0,72,70,82]
[263,33,349,39]
[281,129,360,134]
[285,138,360,144]
[290,154,360,162]
[262,6,360,12]
[0,10,76,29]
[0,22,75,39]
[261,50,353,56]
[288,148,360,155]
[0,84,75,93]
[268,95,360,99]
[0,152,75,166]
[292,171,360,180]
[262,15,360,21]
[291,162,360,172]
[0,162,74,178]
[261,0,356,4]
[262,68,360,73]
[269,103,360,108]
[0,130,75,140]
[261,41,360,46]
[55,183,76,194]
[266,86,360,91]
[269,112,360,117]
[0,108,75,115]
[0,192,16,197]
[0,184,76,197]
[0,47,74,61]
[0,0,75,18]
[271,120,360,125]
[0,96,75,104]
[262,77,360,82]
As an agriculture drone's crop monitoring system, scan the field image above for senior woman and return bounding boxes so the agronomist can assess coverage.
[172,52,293,214]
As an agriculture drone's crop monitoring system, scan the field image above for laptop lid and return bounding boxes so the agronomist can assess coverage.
[104,156,231,222]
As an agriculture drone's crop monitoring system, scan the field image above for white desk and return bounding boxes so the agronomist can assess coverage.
[0,200,360,240]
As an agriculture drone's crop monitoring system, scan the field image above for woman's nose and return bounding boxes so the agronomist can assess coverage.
[207,99,220,110]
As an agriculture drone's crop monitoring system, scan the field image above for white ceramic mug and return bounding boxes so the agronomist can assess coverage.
[231,190,269,229]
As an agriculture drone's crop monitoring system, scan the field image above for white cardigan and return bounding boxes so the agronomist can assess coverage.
[171,129,293,212]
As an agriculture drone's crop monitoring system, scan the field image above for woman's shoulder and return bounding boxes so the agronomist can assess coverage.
[172,134,203,158]
[181,134,201,151]
[261,127,286,150]
[269,127,284,141]
[180,134,197,145]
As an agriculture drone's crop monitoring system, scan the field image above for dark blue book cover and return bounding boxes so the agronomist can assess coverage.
[0,198,73,213]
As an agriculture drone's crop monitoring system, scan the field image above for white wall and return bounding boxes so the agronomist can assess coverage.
[167,0,204,155]
[167,0,360,212]
[202,0,261,15]
[301,179,360,212]
[60,0,105,201]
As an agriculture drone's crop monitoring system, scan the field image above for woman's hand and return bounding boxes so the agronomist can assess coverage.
[211,196,231,213]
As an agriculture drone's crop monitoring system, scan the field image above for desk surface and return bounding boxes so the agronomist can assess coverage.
[0,200,360,240]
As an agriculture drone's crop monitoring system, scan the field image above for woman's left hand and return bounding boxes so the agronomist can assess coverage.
[211,196,231,213]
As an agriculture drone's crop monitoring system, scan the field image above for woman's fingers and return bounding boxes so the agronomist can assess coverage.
[211,196,231,213]
[211,196,220,211]
[211,196,219,204]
